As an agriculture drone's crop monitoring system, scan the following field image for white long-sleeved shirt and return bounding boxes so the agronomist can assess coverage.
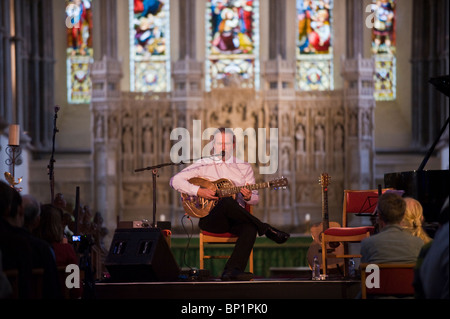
[170,156,259,208]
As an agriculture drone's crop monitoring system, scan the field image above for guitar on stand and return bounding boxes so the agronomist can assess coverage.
[307,173,344,274]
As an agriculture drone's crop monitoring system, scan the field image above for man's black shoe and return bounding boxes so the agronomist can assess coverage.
[221,269,254,281]
[265,226,290,244]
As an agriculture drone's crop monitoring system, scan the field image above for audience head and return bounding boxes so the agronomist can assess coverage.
[34,204,64,244]
[53,193,67,210]
[0,181,23,227]
[22,194,41,231]
[376,192,406,227]
[402,197,432,244]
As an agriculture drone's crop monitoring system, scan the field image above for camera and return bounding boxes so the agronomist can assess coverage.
[72,234,94,254]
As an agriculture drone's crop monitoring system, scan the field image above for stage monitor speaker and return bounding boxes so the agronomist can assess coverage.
[105,228,180,282]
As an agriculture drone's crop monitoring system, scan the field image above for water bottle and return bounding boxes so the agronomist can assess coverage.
[312,256,321,280]
[348,258,356,279]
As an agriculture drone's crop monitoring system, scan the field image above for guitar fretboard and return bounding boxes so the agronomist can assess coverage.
[218,182,269,197]
[322,187,329,230]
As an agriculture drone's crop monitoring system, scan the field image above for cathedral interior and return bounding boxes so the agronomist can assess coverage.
[0,0,448,254]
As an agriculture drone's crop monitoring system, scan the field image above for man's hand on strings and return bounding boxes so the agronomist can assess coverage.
[197,188,219,200]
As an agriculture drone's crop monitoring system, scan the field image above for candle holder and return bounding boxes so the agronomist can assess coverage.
[4,145,23,190]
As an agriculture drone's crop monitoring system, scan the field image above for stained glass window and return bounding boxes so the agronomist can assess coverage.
[296,0,334,91]
[206,0,260,91]
[130,0,170,92]
[66,0,93,104]
[371,0,396,101]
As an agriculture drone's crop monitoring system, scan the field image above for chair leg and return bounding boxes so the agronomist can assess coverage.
[343,242,349,277]
[199,236,255,274]
[199,233,204,269]
[360,267,367,299]
[321,235,327,277]
[249,249,254,273]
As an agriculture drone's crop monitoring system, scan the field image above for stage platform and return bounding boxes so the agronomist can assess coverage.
[95,277,361,299]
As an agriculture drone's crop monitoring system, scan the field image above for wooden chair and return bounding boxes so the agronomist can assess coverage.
[4,268,44,299]
[3,269,19,299]
[360,263,415,299]
[31,268,45,299]
[321,189,393,277]
[199,205,254,274]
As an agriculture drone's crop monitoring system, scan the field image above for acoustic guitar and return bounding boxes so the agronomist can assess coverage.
[181,177,288,218]
[307,173,344,271]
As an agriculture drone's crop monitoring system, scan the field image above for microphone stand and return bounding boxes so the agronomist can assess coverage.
[48,106,60,204]
[134,153,223,228]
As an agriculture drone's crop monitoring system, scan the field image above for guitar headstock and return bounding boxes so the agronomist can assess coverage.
[269,177,288,190]
[319,173,331,189]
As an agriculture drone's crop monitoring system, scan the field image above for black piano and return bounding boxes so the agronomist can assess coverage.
[384,75,450,237]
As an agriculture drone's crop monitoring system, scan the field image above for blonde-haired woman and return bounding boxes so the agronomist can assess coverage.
[402,197,432,244]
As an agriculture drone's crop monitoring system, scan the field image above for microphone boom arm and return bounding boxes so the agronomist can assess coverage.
[133,152,224,227]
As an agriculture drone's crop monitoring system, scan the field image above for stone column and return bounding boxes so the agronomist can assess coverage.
[170,0,204,227]
[268,0,286,60]
[341,54,376,190]
[262,0,296,226]
[411,0,449,149]
[346,0,364,59]
[90,1,122,245]
[91,56,122,246]
[99,0,118,59]
[0,0,13,123]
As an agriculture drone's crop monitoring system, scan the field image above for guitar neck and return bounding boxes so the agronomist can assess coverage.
[218,182,269,197]
[322,187,329,230]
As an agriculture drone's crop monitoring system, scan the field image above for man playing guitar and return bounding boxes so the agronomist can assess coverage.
[170,127,289,281]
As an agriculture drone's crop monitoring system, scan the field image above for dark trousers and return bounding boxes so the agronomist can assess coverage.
[198,197,268,272]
